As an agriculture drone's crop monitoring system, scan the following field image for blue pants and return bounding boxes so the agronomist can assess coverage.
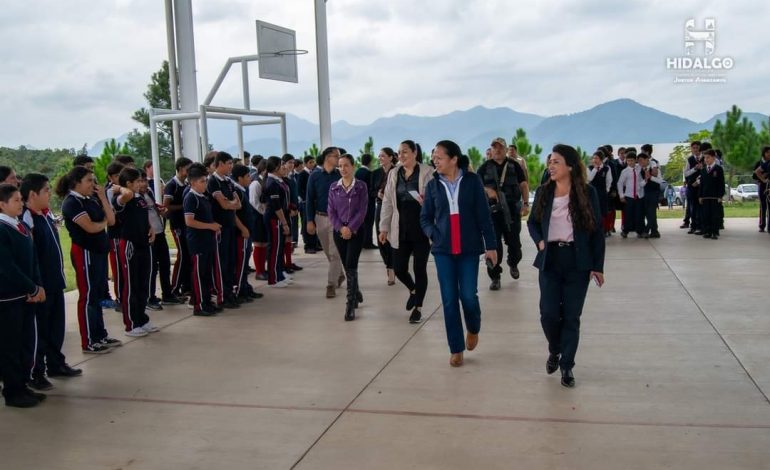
[434,253,482,354]
[538,245,590,370]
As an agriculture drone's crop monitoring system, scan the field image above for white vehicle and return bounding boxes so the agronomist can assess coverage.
[730,184,759,202]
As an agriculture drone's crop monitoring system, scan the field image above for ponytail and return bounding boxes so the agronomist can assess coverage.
[55,166,92,198]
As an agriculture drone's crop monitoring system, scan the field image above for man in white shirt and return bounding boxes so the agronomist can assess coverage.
[617,152,646,238]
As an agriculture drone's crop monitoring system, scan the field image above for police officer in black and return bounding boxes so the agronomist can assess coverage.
[477,137,530,290]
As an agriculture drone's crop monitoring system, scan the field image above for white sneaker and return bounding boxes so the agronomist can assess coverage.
[283,273,294,281]
[125,327,149,337]
[141,322,160,333]
[269,280,290,288]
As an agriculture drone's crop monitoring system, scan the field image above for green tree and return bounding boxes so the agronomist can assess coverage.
[128,61,175,177]
[712,105,761,190]
[93,139,130,183]
[511,128,545,188]
[663,129,711,184]
[467,146,484,171]
[575,146,590,165]
[304,143,320,158]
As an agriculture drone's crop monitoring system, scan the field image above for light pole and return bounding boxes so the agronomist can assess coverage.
[315,0,332,150]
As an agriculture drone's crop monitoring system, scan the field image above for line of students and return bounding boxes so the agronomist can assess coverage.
[681,141,726,239]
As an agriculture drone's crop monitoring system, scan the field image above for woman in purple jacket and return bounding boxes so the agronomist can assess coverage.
[328,153,368,321]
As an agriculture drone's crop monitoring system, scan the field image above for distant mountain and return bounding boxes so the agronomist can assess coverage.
[85,100,768,161]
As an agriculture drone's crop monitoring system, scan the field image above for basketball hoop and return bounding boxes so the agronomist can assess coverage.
[268,49,309,57]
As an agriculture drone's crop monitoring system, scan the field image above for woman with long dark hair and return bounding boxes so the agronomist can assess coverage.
[379,140,434,324]
[328,154,368,321]
[55,166,121,354]
[420,140,497,367]
[527,144,605,388]
[372,147,398,285]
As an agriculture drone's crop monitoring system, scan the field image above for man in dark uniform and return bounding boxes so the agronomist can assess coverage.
[207,152,240,309]
[477,137,530,290]
[355,153,377,249]
[682,140,702,231]
[699,149,725,239]
[752,146,770,232]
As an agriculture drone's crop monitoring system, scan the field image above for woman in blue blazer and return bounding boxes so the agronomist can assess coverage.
[527,144,605,387]
[420,140,497,367]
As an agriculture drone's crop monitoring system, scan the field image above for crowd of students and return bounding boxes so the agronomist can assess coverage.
[2,137,769,407]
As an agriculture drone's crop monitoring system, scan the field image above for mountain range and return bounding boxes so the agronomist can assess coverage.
[89,99,769,160]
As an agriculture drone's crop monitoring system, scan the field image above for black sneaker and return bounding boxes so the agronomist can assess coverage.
[223,299,240,309]
[5,394,39,408]
[289,264,304,271]
[237,295,254,304]
[161,295,184,305]
[47,364,83,378]
[100,337,123,348]
[193,308,216,317]
[147,299,163,311]
[29,375,54,391]
[561,368,575,388]
[489,279,501,291]
[546,354,559,375]
[25,388,47,402]
[247,291,263,299]
[83,343,111,355]
[408,308,422,324]
[406,292,416,310]
[510,266,520,280]
[208,303,224,313]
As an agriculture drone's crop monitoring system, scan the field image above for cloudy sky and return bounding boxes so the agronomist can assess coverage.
[2,0,768,149]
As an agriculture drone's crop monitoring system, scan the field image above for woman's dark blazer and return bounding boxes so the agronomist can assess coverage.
[527,184,605,273]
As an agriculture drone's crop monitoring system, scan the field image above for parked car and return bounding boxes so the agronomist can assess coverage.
[730,184,759,202]
[673,185,684,206]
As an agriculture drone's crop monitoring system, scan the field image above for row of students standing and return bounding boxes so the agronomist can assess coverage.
[681,141,726,239]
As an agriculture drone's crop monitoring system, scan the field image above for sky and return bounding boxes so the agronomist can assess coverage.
[1,0,769,149]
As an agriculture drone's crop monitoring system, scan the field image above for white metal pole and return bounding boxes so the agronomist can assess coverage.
[164,0,182,160]
[199,105,209,156]
[315,0,332,149]
[237,119,244,161]
[241,60,251,110]
[280,116,288,155]
[149,112,162,200]
[173,0,201,162]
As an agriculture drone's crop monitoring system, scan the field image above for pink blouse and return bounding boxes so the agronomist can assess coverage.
[548,195,574,242]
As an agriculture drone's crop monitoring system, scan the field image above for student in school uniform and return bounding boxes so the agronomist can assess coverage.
[184,164,223,316]
[164,157,193,297]
[698,149,726,240]
[588,150,612,238]
[616,152,645,238]
[638,151,663,239]
[56,166,122,354]
[21,174,82,392]
[105,162,125,310]
[263,157,292,287]
[0,184,48,408]
[248,159,269,281]
[281,154,303,273]
[0,166,20,186]
[112,168,158,337]
[207,152,241,309]
[142,172,184,308]
[231,164,262,302]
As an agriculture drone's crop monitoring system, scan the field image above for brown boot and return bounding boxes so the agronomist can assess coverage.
[450,352,464,367]
[466,333,479,351]
[326,285,336,298]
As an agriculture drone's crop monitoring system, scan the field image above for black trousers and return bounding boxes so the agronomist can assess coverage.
[622,197,644,234]
[375,202,393,269]
[487,207,522,279]
[538,244,591,370]
[685,187,700,229]
[299,201,320,250]
[170,228,192,294]
[0,300,35,399]
[28,290,67,376]
[333,230,364,305]
[392,235,430,308]
[643,190,660,234]
[119,241,151,331]
[759,185,768,230]
[701,199,721,236]
[363,197,377,246]
[150,232,172,299]
[218,225,236,299]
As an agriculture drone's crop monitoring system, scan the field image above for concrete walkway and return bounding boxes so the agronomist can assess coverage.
[2,218,770,469]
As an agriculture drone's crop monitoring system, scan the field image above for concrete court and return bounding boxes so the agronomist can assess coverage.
[1,218,770,470]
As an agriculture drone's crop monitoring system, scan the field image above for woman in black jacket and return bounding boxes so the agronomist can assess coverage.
[527,144,605,388]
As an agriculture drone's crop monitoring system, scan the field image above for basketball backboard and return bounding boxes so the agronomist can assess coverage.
[256,20,300,83]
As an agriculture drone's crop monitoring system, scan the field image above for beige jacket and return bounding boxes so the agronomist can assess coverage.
[378,162,435,249]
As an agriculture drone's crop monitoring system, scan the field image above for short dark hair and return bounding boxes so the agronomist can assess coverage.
[187,163,208,182]
[360,153,373,166]
[691,140,702,147]
[0,183,19,204]
[638,153,650,160]
[118,167,142,186]
[508,143,518,151]
[265,156,283,174]
[699,142,713,152]
[215,152,234,165]
[0,166,13,182]
[762,146,770,156]
[303,155,315,165]
[73,155,93,167]
[641,144,653,154]
[281,153,295,164]
[20,173,49,201]
[107,162,125,177]
[318,146,339,165]
[251,155,264,167]
[703,149,717,157]
[175,157,193,171]
[203,151,218,169]
[231,163,250,180]
[114,154,135,166]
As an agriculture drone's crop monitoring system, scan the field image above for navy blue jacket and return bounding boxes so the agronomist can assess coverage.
[0,219,42,301]
[527,185,605,273]
[420,171,497,256]
[305,167,341,222]
[22,208,66,292]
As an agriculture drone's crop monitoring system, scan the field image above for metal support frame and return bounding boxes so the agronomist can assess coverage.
[149,109,201,199]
